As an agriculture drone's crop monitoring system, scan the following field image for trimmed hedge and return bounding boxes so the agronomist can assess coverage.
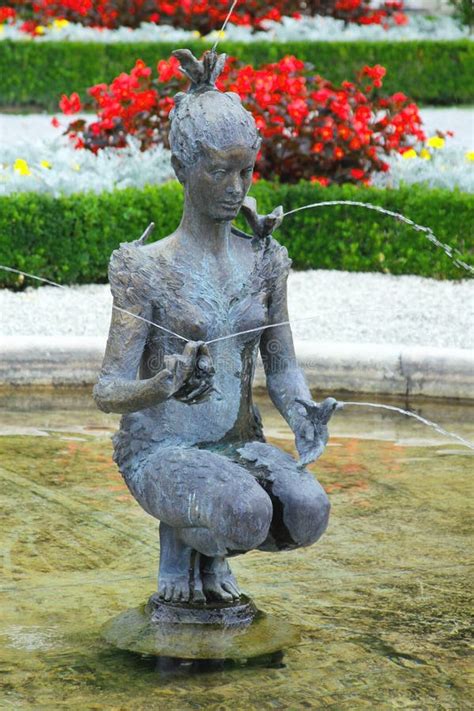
[0,182,472,287]
[0,39,473,111]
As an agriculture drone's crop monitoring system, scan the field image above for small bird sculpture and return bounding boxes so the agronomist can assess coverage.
[171,49,227,92]
[294,397,343,466]
[240,196,284,248]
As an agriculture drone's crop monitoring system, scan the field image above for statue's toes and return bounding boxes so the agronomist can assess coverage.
[158,580,167,600]
[174,581,190,602]
[192,586,206,603]
[159,578,193,603]
[163,584,174,602]
[216,586,234,602]
[222,580,241,600]
[203,576,233,602]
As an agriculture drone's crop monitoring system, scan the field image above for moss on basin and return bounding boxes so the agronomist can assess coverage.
[0,391,472,709]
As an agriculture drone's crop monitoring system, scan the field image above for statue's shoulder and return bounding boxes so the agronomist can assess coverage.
[108,238,155,305]
[262,236,292,285]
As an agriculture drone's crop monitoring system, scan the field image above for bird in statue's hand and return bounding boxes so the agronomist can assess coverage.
[294,397,342,466]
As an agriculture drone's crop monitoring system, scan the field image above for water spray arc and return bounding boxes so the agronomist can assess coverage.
[282,200,474,276]
[211,0,239,52]
[341,401,474,451]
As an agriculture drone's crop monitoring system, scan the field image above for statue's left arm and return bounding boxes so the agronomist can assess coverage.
[259,259,312,432]
[259,242,339,465]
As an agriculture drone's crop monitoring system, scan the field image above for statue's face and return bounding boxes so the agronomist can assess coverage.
[185,144,257,222]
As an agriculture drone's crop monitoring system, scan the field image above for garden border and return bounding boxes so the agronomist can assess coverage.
[0,39,473,110]
[0,181,472,286]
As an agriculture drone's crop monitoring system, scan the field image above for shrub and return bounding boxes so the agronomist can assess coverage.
[450,0,473,32]
[0,182,472,287]
[60,53,426,186]
[0,40,472,111]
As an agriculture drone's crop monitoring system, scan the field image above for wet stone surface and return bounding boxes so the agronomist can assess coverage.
[0,389,472,709]
[102,601,300,661]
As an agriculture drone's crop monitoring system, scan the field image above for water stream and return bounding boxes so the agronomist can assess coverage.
[283,200,474,276]
[341,401,474,451]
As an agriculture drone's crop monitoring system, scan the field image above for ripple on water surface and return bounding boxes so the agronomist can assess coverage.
[0,390,472,709]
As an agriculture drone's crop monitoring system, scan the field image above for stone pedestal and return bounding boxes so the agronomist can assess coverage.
[102,594,301,664]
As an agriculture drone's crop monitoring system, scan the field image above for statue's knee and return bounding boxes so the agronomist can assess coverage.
[286,487,331,548]
[224,490,272,553]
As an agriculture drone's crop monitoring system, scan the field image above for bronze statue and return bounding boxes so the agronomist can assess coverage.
[94,49,337,606]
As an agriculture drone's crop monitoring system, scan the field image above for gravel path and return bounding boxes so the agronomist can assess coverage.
[1,270,472,349]
[1,107,473,149]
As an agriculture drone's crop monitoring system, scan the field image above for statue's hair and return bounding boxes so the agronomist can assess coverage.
[169,49,261,167]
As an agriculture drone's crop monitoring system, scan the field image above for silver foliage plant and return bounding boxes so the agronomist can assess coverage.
[0,137,174,196]
[0,14,471,44]
[2,139,473,196]
[372,146,474,193]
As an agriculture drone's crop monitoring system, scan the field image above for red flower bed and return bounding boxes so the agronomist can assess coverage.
[0,0,406,32]
[59,54,425,186]
[0,5,15,21]
[308,0,407,27]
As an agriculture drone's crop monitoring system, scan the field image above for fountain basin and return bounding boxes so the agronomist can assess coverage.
[0,389,472,708]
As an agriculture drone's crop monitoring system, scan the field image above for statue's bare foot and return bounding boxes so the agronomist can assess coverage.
[158,572,191,603]
[158,523,206,603]
[201,556,241,602]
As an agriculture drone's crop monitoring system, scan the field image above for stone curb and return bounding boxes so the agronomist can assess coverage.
[0,336,472,400]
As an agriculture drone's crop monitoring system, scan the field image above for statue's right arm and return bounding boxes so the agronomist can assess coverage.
[93,301,173,414]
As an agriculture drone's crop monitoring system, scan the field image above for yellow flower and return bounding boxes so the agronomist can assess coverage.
[192,30,200,38]
[402,148,417,160]
[13,159,32,176]
[420,148,431,160]
[0,25,4,34]
[427,136,445,149]
[34,24,46,34]
[72,162,81,172]
[52,18,69,29]
[40,160,52,169]
[466,151,474,162]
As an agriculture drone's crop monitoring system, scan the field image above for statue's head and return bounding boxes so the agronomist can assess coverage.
[169,49,261,222]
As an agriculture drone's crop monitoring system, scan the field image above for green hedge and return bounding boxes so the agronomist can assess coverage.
[1,39,473,111]
[0,182,472,287]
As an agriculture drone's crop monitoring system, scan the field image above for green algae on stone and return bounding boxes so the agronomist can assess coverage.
[102,604,301,661]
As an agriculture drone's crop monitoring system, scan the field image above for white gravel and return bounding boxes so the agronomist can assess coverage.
[0,270,472,349]
[421,108,474,151]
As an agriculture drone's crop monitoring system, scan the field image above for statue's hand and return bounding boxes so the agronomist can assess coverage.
[161,341,215,405]
[293,397,342,467]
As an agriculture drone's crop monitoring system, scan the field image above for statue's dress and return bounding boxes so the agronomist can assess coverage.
[101,233,330,556]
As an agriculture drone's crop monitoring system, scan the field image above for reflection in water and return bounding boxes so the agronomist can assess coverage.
[0,389,472,708]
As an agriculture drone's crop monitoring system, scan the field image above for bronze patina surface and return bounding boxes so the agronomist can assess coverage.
[93,49,337,607]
